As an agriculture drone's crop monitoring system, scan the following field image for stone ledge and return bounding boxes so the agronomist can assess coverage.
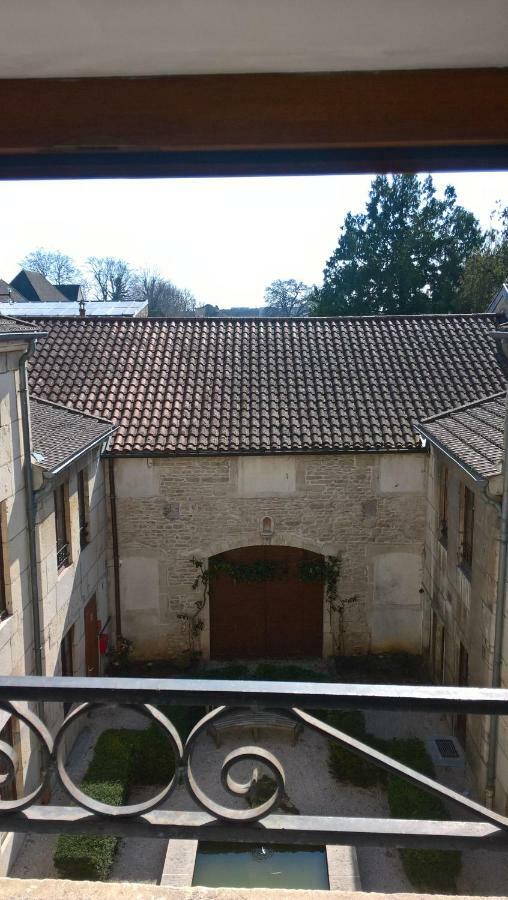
[0,881,505,900]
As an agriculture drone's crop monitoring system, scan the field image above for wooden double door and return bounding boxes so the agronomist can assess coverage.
[209,546,324,659]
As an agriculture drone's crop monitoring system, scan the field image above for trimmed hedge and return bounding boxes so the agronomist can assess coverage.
[325,713,461,892]
[326,709,380,787]
[253,663,326,682]
[158,704,206,741]
[54,725,176,881]
[384,739,461,893]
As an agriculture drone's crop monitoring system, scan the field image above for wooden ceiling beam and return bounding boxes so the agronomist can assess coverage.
[0,69,507,177]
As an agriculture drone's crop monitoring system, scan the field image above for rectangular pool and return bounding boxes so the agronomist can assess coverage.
[192,842,329,890]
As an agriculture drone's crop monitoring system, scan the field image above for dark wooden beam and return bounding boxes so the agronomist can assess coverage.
[0,69,507,177]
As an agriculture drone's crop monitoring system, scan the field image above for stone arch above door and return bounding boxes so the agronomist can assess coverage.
[194,532,337,562]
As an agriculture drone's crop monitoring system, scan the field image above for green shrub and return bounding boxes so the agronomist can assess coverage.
[326,725,462,891]
[399,847,462,893]
[384,738,461,892]
[325,708,366,739]
[328,741,380,787]
[201,664,250,680]
[158,705,206,741]
[325,709,380,787]
[54,725,176,881]
[54,732,130,880]
[253,663,326,682]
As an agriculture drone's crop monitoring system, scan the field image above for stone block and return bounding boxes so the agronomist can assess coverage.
[237,456,296,497]
[370,606,422,653]
[120,557,159,611]
[4,486,27,541]
[372,550,422,608]
[115,458,158,498]
[379,454,425,493]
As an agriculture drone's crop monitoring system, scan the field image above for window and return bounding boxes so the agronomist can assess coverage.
[0,514,7,621]
[456,642,469,748]
[0,719,17,802]
[60,626,74,715]
[54,484,70,571]
[438,465,448,545]
[78,469,89,549]
[60,627,74,677]
[461,485,475,571]
[430,610,445,683]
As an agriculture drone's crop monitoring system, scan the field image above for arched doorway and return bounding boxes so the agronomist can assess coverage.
[209,545,324,659]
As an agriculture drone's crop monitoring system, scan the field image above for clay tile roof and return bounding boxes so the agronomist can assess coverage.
[418,393,506,481]
[30,396,115,474]
[26,314,505,456]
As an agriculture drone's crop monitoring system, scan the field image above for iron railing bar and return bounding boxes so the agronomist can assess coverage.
[1,807,507,850]
[1,676,508,714]
[293,708,508,830]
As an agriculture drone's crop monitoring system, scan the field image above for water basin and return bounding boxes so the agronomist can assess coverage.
[192,841,329,890]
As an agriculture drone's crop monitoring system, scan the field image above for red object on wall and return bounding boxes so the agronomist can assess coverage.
[99,633,109,655]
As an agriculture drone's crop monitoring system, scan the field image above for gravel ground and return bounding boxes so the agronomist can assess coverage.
[10,704,508,894]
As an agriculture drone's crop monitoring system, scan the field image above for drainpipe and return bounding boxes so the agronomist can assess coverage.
[108,458,122,641]
[485,390,508,807]
[18,342,43,681]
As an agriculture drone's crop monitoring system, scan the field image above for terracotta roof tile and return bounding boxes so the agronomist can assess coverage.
[26,314,505,456]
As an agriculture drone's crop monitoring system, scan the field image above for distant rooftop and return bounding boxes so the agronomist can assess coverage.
[0,300,148,318]
[9,270,71,303]
[418,393,506,481]
[0,278,25,302]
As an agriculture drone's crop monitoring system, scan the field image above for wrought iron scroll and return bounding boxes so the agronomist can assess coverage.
[0,676,508,849]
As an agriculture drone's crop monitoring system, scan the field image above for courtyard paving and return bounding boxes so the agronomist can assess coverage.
[10,704,508,895]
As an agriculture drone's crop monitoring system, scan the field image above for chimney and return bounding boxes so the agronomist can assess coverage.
[79,296,86,318]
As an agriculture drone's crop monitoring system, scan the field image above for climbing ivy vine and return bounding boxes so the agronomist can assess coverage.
[299,555,357,654]
[176,556,209,659]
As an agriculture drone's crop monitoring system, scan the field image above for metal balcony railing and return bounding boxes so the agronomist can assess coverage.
[0,675,508,851]
[56,542,70,571]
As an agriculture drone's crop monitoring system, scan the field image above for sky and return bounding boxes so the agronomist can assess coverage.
[0,171,507,308]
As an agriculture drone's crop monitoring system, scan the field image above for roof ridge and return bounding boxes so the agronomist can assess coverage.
[27,312,496,324]
[420,391,506,425]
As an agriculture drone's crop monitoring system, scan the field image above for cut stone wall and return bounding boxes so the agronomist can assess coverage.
[422,447,507,810]
[112,452,426,660]
[0,340,111,873]
[34,449,110,736]
[0,343,32,874]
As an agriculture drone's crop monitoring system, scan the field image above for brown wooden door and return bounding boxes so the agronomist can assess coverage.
[84,595,99,676]
[210,546,323,659]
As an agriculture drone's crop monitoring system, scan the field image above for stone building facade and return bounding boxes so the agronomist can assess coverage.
[114,451,426,661]
[420,396,508,810]
[0,330,35,874]
[0,319,113,874]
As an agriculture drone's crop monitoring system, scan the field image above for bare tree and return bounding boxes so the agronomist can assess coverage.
[264,279,312,316]
[85,257,136,302]
[20,248,81,283]
[135,270,197,316]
